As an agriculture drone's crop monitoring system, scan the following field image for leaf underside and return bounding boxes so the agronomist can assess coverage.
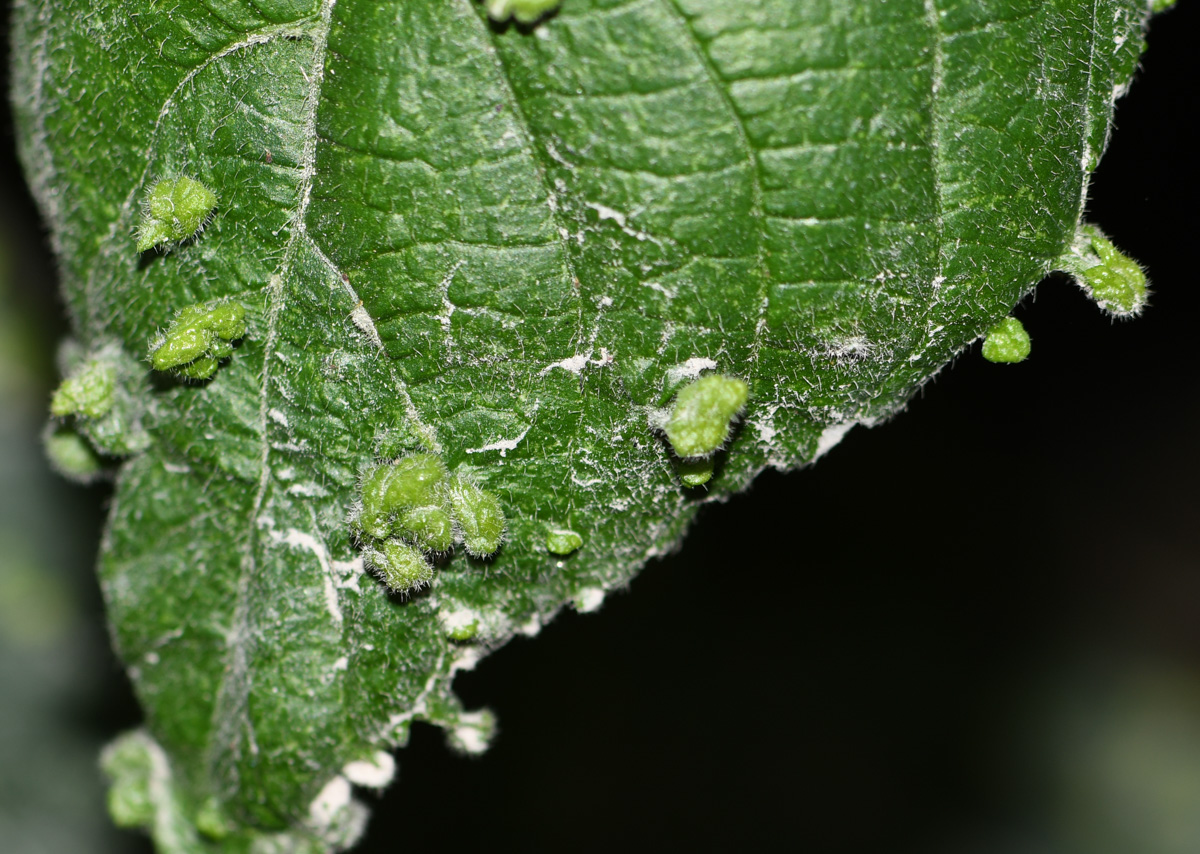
[10,0,1150,849]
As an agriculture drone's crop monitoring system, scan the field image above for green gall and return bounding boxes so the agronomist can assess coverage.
[677,457,714,487]
[545,528,583,556]
[136,176,218,252]
[981,317,1031,364]
[1083,232,1148,316]
[663,373,749,458]
[384,454,447,508]
[447,620,479,642]
[100,732,156,830]
[395,505,455,552]
[50,360,116,419]
[448,477,506,558]
[368,539,435,594]
[486,0,562,25]
[149,300,246,378]
[1062,225,1149,317]
[194,798,231,841]
[43,423,104,483]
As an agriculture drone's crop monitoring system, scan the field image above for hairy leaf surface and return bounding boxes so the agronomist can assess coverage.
[10,0,1153,849]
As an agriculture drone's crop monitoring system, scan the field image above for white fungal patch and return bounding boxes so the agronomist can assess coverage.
[586,201,628,227]
[465,425,530,458]
[330,557,364,594]
[450,711,493,756]
[439,606,483,638]
[665,357,717,388]
[342,752,395,789]
[262,524,343,624]
[267,408,289,427]
[540,353,591,375]
[308,776,352,829]
[813,422,858,461]
[574,587,605,614]
[349,303,383,348]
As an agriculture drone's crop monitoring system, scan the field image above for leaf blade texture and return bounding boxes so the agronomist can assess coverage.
[9,0,1153,848]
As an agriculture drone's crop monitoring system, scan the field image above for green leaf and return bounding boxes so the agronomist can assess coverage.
[9,0,1156,849]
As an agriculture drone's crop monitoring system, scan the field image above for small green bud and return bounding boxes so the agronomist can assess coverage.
[175,355,220,380]
[447,620,480,642]
[136,176,218,252]
[194,797,231,841]
[545,528,583,556]
[43,423,104,483]
[384,454,447,508]
[1082,232,1148,316]
[981,317,1031,364]
[101,733,155,829]
[663,373,749,458]
[486,0,562,24]
[395,505,455,552]
[368,539,435,593]
[50,360,116,418]
[149,300,245,378]
[677,457,714,487]
[448,477,506,558]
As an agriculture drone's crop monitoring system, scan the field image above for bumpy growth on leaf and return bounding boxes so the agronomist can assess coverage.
[135,176,218,252]
[50,359,116,418]
[367,539,436,594]
[677,457,716,488]
[42,423,104,484]
[662,374,750,459]
[485,0,563,25]
[447,476,506,559]
[10,0,1161,849]
[545,527,583,556]
[1068,225,1150,316]
[982,317,1032,364]
[148,300,246,379]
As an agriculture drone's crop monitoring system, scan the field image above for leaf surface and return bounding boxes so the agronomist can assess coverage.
[10,0,1151,848]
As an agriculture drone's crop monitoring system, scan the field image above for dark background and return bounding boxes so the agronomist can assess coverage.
[3,4,1198,852]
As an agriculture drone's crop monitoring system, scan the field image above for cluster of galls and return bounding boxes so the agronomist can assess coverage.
[148,300,246,380]
[354,454,506,594]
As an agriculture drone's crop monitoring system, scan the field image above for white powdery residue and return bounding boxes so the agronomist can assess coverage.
[267,408,289,427]
[574,587,605,614]
[451,646,484,675]
[342,752,395,789]
[439,606,482,637]
[598,295,613,308]
[540,353,591,375]
[265,525,342,625]
[465,425,531,458]
[287,482,329,498]
[754,404,780,447]
[383,663,442,737]
[331,557,364,594]
[331,656,349,672]
[350,303,383,349]
[452,711,492,756]
[586,201,628,228]
[813,422,858,462]
[438,260,465,344]
[642,281,676,299]
[308,776,351,829]
[517,614,542,637]
[162,461,191,474]
[665,357,718,388]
